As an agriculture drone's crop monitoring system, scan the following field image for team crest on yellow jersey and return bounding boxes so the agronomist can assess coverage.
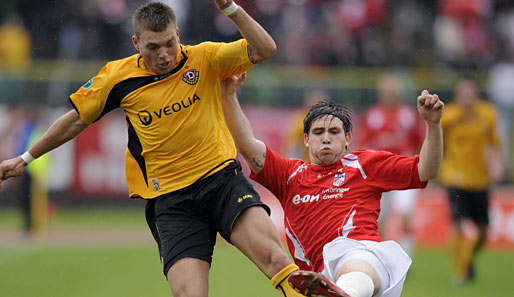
[182,69,199,85]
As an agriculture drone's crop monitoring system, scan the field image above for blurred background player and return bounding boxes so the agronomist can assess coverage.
[357,73,425,257]
[439,74,504,286]
[0,105,51,239]
[14,106,52,239]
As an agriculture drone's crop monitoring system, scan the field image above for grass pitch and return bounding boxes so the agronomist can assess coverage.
[0,207,513,297]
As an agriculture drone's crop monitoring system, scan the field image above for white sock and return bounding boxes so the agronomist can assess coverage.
[336,271,374,297]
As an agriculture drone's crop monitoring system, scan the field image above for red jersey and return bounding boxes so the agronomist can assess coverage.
[358,103,425,155]
[250,145,427,272]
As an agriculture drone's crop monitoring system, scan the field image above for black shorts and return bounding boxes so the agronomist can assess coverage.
[145,160,270,277]
[447,187,489,225]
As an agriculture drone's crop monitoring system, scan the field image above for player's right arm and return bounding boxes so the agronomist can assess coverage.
[0,109,88,188]
[220,73,266,174]
[214,0,276,63]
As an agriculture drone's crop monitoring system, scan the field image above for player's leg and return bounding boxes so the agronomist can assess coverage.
[331,246,393,297]
[167,258,210,297]
[231,206,291,278]
[231,206,313,297]
[287,253,381,297]
[145,191,216,297]
[216,161,312,297]
[462,190,490,282]
[391,189,419,257]
[290,238,411,297]
[447,187,469,284]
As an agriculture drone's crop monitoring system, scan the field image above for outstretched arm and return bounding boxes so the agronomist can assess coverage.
[221,73,267,174]
[417,90,444,182]
[0,109,88,189]
[214,0,276,63]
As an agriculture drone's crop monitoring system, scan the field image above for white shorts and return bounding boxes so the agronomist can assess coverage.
[380,189,419,217]
[321,237,411,297]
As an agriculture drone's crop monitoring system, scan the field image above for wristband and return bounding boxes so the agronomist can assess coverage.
[21,151,35,165]
[221,1,239,16]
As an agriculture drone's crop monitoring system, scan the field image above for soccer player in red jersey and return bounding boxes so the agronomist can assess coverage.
[357,73,426,257]
[221,73,444,297]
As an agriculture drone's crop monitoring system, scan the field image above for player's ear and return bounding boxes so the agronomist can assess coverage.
[132,35,140,51]
[345,131,352,147]
[304,133,309,147]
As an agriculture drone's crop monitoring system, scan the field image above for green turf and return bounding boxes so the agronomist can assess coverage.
[1,207,514,296]
[1,245,513,297]
[403,248,514,297]
[0,206,148,229]
[0,244,275,297]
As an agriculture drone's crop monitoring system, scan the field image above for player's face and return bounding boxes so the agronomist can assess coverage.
[132,25,180,75]
[454,80,478,108]
[305,115,351,167]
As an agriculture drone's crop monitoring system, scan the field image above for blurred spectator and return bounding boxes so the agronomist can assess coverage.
[6,0,514,69]
[434,0,493,68]
[0,13,31,104]
[389,0,435,67]
[0,105,51,238]
[15,0,63,59]
[0,13,31,73]
[440,74,503,286]
[487,6,514,182]
[357,73,425,258]
[487,61,514,183]
[15,106,52,237]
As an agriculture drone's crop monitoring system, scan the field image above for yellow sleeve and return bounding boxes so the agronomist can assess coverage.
[69,63,113,124]
[202,39,255,80]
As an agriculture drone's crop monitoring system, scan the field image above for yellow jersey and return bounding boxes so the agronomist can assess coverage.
[439,99,502,191]
[70,40,254,198]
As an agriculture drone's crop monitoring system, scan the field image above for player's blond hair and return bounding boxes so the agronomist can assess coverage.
[133,2,177,38]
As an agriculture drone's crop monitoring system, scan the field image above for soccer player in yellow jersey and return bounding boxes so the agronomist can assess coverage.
[440,74,504,286]
[0,2,320,297]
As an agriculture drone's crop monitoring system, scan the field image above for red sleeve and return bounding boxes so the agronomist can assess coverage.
[357,150,428,191]
[250,145,300,203]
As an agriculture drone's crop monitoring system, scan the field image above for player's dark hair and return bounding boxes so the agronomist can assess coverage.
[133,2,177,37]
[303,101,353,134]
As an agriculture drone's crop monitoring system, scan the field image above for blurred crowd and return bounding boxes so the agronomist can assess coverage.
[0,1,513,170]
[0,0,513,68]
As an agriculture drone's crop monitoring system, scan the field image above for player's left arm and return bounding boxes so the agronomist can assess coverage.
[214,0,276,63]
[416,90,444,182]
[221,73,267,174]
